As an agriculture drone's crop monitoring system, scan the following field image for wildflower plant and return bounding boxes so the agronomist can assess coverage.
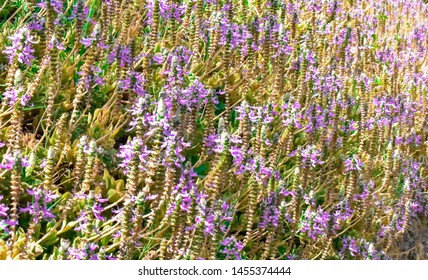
[0,0,428,260]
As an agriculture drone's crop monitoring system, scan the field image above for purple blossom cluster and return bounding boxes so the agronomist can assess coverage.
[3,27,36,66]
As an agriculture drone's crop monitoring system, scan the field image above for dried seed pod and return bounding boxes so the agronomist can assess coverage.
[101,0,111,42]
[345,171,357,200]
[179,197,196,258]
[143,129,162,194]
[113,0,124,31]
[25,56,49,107]
[72,136,88,193]
[246,17,259,74]
[118,199,133,259]
[43,147,56,192]
[243,178,258,246]
[330,93,341,151]
[191,0,204,55]
[73,0,85,41]
[208,21,220,58]
[261,231,275,260]
[320,237,333,260]
[382,141,394,192]
[289,167,301,225]
[45,34,60,130]
[201,98,216,158]
[119,8,133,45]
[205,133,230,201]
[291,10,298,41]
[81,141,97,193]
[273,27,286,100]
[262,19,272,72]
[70,46,97,125]
[171,221,185,258]
[149,0,160,50]
[45,0,57,39]
[158,237,169,260]
[9,151,23,246]
[131,192,146,249]
[159,196,182,259]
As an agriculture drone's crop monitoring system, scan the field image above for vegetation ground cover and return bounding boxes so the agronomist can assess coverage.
[0,0,428,260]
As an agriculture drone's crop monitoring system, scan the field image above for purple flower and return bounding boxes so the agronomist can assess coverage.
[20,94,31,106]
[220,237,243,260]
[0,195,8,217]
[3,88,18,105]
[0,219,18,235]
[230,146,244,165]
[20,187,58,223]
[68,247,88,260]
[0,153,15,170]
[333,200,354,232]
[152,53,164,65]
[92,204,105,221]
[203,214,215,236]
[301,145,324,167]
[300,206,331,241]
[3,27,36,66]
[280,189,296,197]
[80,37,92,47]
[28,16,44,31]
[50,0,64,14]
[166,202,177,217]
[344,154,364,172]
[260,194,280,229]
[338,236,361,259]
[117,137,145,174]
[118,45,132,67]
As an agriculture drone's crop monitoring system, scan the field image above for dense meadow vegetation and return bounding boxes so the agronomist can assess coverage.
[0,0,428,260]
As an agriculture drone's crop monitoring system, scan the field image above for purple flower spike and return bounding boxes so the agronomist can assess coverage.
[3,26,36,66]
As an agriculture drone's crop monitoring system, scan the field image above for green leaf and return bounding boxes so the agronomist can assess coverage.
[103,169,114,190]
[41,230,58,247]
[107,189,122,203]
[58,220,80,235]
[194,162,209,176]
